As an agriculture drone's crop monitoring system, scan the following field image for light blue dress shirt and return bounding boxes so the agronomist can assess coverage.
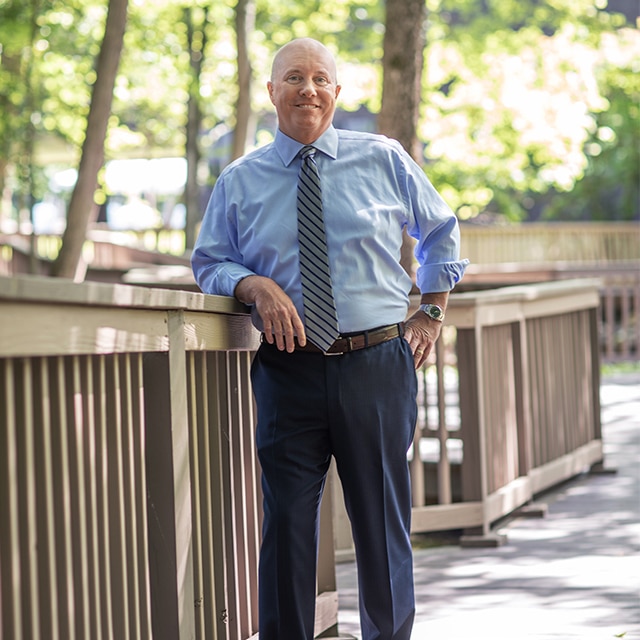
[192,126,468,333]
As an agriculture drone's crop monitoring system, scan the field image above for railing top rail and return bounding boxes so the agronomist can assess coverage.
[446,278,601,328]
[449,278,601,305]
[3,275,602,324]
[0,274,260,358]
[0,274,249,315]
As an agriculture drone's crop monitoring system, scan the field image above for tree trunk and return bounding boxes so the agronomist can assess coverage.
[230,0,256,161]
[379,0,426,282]
[51,0,128,279]
[183,7,207,250]
[24,2,40,274]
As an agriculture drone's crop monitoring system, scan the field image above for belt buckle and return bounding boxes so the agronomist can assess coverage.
[324,337,348,356]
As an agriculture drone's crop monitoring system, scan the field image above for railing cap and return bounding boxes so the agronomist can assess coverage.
[442,278,602,328]
[449,278,602,306]
[0,274,250,315]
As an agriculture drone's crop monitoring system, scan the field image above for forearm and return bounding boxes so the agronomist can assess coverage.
[234,275,272,305]
[419,291,449,311]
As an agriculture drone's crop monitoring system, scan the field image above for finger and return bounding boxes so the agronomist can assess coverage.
[292,316,306,348]
[273,322,286,351]
[403,325,418,350]
[281,320,297,353]
[279,312,306,352]
[284,326,304,353]
[414,345,430,369]
[263,320,275,345]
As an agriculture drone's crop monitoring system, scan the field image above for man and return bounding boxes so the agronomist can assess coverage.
[192,37,467,640]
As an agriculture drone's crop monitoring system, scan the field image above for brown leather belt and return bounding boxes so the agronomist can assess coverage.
[292,323,403,355]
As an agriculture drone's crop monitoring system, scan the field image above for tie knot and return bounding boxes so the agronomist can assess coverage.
[300,145,316,161]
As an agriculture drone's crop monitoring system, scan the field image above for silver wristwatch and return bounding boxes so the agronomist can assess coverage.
[419,303,445,322]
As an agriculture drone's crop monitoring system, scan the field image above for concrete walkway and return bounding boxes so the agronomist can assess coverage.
[335,372,640,640]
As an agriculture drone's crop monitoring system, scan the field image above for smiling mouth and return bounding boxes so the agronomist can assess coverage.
[296,104,319,109]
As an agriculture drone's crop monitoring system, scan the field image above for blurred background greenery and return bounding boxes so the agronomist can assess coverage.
[0,0,638,249]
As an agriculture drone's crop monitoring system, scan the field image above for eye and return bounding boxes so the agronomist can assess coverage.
[286,74,302,83]
[315,76,329,85]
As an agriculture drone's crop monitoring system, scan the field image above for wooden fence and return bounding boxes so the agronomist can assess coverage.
[459,264,639,364]
[459,221,640,265]
[458,222,640,364]
[0,275,605,638]
[0,275,340,640]
[4,223,638,362]
[411,279,603,538]
[3,221,639,274]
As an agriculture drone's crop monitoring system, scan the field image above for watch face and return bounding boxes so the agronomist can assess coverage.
[422,304,443,320]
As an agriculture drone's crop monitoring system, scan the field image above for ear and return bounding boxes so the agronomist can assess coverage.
[267,81,275,105]
[335,84,342,99]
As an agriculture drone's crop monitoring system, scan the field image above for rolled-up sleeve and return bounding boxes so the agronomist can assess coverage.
[404,158,469,293]
[416,260,468,292]
[191,176,256,296]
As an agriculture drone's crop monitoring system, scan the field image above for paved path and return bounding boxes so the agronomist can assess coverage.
[336,372,640,640]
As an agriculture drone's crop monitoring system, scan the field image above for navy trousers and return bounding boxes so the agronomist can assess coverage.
[251,336,417,640]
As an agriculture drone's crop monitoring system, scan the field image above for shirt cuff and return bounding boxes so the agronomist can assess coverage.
[193,259,256,298]
[416,259,470,293]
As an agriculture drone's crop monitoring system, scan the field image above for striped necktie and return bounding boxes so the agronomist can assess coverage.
[297,145,340,352]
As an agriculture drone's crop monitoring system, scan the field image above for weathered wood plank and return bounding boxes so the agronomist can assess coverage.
[0,303,170,356]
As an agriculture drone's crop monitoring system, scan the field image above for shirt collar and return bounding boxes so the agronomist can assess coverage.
[275,126,339,167]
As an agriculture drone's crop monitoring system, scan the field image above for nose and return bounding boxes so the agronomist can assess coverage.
[299,78,317,96]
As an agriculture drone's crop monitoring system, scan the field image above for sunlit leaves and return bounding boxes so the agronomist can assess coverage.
[0,0,637,224]
[420,0,639,220]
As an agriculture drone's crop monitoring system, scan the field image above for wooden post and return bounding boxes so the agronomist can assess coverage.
[457,328,482,506]
[435,339,452,505]
[512,319,533,477]
[316,466,339,638]
[457,326,506,547]
[589,307,603,445]
[143,310,195,640]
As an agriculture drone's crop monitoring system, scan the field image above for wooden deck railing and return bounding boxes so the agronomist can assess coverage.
[409,279,603,538]
[458,222,640,364]
[3,224,638,361]
[460,221,640,265]
[1,275,605,637]
[459,265,639,364]
[0,275,338,640]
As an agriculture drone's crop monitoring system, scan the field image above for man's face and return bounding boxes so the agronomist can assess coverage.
[267,41,341,145]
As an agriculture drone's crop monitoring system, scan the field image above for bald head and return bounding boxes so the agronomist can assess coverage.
[271,38,338,84]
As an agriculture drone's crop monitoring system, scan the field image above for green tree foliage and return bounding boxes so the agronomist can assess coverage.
[420,0,639,221]
[1,0,117,222]
[0,0,48,218]
[542,29,639,220]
